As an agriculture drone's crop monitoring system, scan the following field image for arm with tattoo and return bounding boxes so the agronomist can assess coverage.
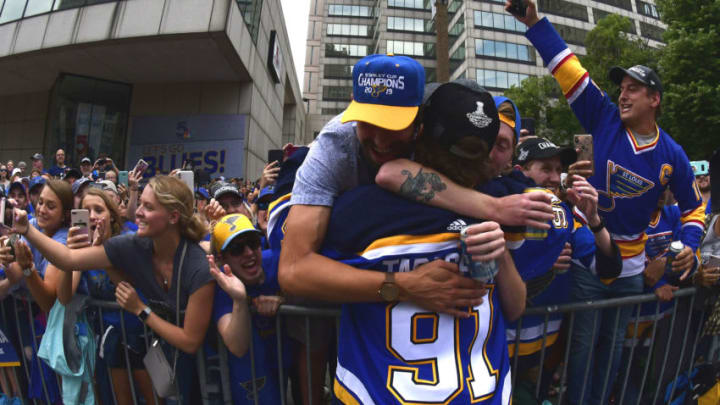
[399,169,447,202]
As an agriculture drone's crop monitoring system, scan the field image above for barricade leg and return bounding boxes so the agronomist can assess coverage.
[652,297,680,404]
[617,303,643,405]
[599,306,623,404]
[276,315,287,405]
[637,300,662,405]
[557,312,575,405]
[668,294,696,403]
[24,299,51,404]
[118,310,139,405]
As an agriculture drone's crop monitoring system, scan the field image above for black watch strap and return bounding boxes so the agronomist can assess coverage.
[589,219,605,233]
[138,306,152,322]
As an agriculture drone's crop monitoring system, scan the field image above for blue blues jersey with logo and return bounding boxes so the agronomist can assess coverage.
[212,251,290,405]
[322,186,511,405]
[504,188,595,356]
[526,18,704,279]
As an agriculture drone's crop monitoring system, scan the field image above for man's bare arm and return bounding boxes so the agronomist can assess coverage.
[376,159,554,229]
[495,250,526,321]
[278,204,487,318]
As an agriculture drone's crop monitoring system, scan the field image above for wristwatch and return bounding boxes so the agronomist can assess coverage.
[137,306,152,323]
[589,218,605,233]
[378,272,399,302]
[22,266,34,278]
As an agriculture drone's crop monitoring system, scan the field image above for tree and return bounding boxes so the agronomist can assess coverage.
[504,76,582,146]
[504,14,658,146]
[656,0,720,160]
[581,14,659,97]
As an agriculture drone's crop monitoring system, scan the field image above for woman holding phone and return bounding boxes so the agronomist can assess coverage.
[58,187,157,405]
[11,175,214,402]
[0,179,72,403]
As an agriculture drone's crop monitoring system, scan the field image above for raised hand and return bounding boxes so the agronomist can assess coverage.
[208,255,247,303]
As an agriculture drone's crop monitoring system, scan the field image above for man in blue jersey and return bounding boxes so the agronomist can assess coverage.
[209,214,288,405]
[508,1,704,403]
[323,81,524,405]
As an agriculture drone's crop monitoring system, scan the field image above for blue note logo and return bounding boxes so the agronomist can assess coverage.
[598,160,655,211]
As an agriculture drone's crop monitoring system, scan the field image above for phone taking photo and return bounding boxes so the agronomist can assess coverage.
[507,0,526,17]
[71,209,91,244]
[574,134,594,176]
[118,171,129,187]
[133,159,149,176]
[177,170,194,193]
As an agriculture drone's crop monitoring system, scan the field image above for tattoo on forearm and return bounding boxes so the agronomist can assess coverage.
[399,169,447,202]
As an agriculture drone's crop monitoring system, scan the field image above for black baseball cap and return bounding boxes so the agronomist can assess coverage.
[516,137,577,167]
[422,82,500,159]
[609,65,662,96]
[211,182,243,200]
[31,153,43,161]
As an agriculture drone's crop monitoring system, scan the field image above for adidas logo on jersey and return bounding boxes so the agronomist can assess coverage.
[447,219,467,231]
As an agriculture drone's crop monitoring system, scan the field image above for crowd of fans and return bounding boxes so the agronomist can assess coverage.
[0,1,719,404]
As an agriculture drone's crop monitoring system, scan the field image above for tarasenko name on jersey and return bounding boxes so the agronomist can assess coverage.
[357,73,405,96]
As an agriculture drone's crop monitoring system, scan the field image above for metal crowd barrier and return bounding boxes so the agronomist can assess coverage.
[0,287,715,404]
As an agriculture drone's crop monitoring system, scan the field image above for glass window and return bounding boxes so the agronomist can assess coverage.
[0,0,25,23]
[236,0,264,44]
[46,74,131,168]
[495,41,506,59]
[506,43,518,60]
[537,0,588,22]
[24,0,54,17]
[518,45,529,61]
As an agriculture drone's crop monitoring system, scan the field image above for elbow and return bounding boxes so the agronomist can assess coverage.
[227,342,249,358]
[278,251,302,296]
[375,160,403,190]
[181,340,203,355]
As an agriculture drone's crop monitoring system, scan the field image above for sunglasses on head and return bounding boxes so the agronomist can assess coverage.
[224,234,261,256]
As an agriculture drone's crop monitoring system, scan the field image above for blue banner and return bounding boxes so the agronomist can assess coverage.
[128,115,246,178]
[0,328,20,367]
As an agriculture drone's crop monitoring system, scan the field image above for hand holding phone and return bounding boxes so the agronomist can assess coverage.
[118,171,129,187]
[507,0,526,17]
[70,209,91,244]
[133,159,149,176]
[574,134,594,176]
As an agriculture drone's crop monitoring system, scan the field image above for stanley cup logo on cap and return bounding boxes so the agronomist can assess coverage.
[466,101,493,129]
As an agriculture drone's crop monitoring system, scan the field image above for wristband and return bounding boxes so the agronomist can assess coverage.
[589,219,605,233]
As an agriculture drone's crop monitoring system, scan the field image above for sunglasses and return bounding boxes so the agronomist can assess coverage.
[224,234,261,256]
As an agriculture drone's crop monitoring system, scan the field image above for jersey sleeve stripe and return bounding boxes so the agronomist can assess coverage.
[614,234,648,259]
[335,362,377,405]
[359,233,458,255]
[551,54,589,100]
[507,333,560,357]
[547,48,572,73]
[680,205,706,225]
[567,74,590,104]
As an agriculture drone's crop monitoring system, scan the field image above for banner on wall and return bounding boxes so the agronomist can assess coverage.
[128,115,246,179]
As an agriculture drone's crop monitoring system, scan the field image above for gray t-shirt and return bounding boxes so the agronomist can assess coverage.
[290,114,375,207]
[104,234,213,318]
[701,215,720,262]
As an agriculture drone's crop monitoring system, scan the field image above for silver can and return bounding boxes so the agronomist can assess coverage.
[664,240,685,282]
[460,225,499,283]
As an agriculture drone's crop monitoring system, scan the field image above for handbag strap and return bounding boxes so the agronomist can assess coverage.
[170,241,187,383]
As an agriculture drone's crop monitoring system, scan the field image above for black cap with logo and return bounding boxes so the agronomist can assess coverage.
[422,82,500,159]
[516,137,577,167]
[609,65,663,97]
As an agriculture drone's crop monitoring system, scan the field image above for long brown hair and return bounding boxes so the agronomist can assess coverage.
[415,136,493,188]
[147,176,207,242]
[44,179,73,227]
[82,188,123,237]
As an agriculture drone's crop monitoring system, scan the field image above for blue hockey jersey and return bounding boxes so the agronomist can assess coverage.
[526,18,704,279]
[323,186,511,405]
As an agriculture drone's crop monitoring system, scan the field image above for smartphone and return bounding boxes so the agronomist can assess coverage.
[70,209,91,243]
[0,198,5,226]
[267,149,284,164]
[2,233,19,258]
[0,198,13,234]
[521,118,535,135]
[708,255,720,269]
[118,171,129,187]
[574,134,594,176]
[133,159,149,176]
[508,0,526,17]
[97,171,106,180]
[177,170,194,192]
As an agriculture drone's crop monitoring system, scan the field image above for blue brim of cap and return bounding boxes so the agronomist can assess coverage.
[221,228,263,251]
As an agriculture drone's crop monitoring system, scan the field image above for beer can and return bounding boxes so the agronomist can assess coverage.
[523,187,550,240]
[460,225,499,283]
[664,240,685,283]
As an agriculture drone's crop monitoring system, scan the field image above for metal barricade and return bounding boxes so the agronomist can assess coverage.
[0,287,716,404]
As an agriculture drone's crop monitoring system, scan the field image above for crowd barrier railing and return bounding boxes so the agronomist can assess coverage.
[0,286,714,405]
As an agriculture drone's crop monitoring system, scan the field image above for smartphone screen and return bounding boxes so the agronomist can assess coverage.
[70,209,91,243]
[574,134,594,176]
[521,118,535,135]
[118,171,129,187]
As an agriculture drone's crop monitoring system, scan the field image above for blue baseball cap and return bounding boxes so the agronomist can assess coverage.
[341,54,425,131]
[29,176,46,191]
[195,187,210,200]
[257,186,275,203]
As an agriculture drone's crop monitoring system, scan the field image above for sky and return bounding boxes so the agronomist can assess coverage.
[280,0,311,89]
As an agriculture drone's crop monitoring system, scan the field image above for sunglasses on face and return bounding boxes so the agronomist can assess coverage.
[224,235,261,256]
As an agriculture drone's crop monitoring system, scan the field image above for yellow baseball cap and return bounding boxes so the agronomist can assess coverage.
[212,214,262,253]
[340,54,425,131]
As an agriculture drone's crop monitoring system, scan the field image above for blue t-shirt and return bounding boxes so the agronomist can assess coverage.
[212,250,290,404]
[25,218,68,278]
